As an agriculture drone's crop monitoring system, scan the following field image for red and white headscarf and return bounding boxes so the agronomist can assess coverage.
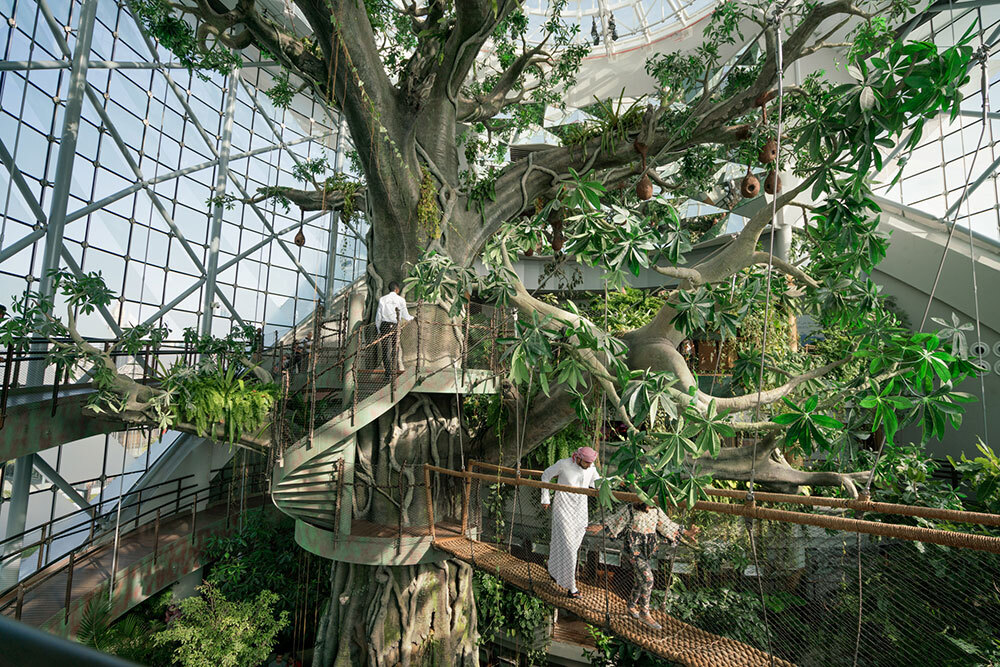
[572,446,598,466]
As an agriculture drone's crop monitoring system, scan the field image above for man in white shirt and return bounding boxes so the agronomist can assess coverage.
[375,282,413,373]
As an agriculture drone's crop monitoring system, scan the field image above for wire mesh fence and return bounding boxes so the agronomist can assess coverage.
[425,463,1000,667]
[270,301,509,456]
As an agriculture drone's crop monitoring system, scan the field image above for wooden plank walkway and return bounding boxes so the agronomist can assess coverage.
[1,496,265,633]
[435,536,795,667]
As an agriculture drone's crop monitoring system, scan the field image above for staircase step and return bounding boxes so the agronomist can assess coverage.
[271,489,340,502]
[275,480,340,491]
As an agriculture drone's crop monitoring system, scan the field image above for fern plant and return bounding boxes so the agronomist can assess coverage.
[77,597,150,661]
[165,363,278,444]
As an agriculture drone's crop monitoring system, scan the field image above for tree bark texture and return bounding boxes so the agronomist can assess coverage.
[312,393,478,667]
[313,559,477,667]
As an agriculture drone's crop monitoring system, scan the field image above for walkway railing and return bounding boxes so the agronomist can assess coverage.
[423,463,1000,667]
[0,461,266,622]
[271,301,509,455]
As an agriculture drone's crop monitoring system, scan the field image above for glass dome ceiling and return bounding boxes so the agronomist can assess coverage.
[520,0,717,52]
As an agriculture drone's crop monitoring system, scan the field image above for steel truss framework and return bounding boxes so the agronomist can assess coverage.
[0,0,367,588]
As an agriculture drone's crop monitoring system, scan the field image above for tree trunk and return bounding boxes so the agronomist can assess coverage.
[313,559,478,667]
[314,393,480,666]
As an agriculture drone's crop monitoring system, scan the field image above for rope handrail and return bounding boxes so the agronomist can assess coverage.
[425,465,1000,554]
[469,462,1000,528]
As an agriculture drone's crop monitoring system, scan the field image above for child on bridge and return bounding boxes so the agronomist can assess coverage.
[602,501,698,629]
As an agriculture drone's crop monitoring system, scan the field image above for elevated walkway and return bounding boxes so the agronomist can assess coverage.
[435,536,792,667]
[1,488,265,637]
[422,463,1000,666]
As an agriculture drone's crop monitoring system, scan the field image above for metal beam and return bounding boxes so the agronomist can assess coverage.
[225,173,325,297]
[32,454,94,517]
[130,219,303,330]
[65,131,333,225]
[0,456,33,589]
[201,71,240,337]
[2,131,333,267]
[0,137,49,264]
[0,59,279,71]
[37,0,98,300]
[230,77,341,295]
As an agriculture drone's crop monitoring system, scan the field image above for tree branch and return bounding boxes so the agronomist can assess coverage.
[751,251,820,289]
[250,184,366,213]
[457,43,551,123]
[711,357,850,412]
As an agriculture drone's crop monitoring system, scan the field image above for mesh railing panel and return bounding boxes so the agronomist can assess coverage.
[271,302,509,455]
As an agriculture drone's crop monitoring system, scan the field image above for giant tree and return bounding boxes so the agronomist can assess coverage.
[10,0,986,663]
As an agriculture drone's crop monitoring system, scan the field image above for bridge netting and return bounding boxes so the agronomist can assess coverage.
[422,462,1000,667]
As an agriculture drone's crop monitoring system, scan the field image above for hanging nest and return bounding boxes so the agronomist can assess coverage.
[294,226,306,247]
[759,138,778,164]
[551,233,565,253]
[634,140,653,200]
[636,173,653,200]
[741,170,760,198]
[764,170,782,195]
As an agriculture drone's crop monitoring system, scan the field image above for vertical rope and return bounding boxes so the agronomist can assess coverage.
[917,39,991,335]
[852,518,863,667]
[963,32,991,448]
[746,8,786,665]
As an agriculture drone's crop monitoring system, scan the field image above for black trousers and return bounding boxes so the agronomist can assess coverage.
[379,322,399,373]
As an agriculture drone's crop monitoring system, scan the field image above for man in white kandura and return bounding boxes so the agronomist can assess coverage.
[541,446,601,598]
[374,281,414,374]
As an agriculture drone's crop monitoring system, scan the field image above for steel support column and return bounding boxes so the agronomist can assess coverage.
[0,456,34,590]
[36,0,98,300]
[201,71,240,337]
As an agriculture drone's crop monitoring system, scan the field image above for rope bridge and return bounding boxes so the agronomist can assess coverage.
[423,462,1000,667]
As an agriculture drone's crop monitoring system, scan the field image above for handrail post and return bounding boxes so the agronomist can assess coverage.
[15,584,24,621]
[391,307,400,402]
[415,301,422,378]
[1,342,14,429]
[423,464,436,542]
[50,362,62,416]
[190,490,198,544]
[11,345,22,390]
[461,467,472,536]
[37,524,48,570]
[488,309,498,374]
[153,508,160,565]
[461,307,469,385]
[351,362,358,427]
[64,551,75,625]
[175,478,182,514]
[134,488,142,530]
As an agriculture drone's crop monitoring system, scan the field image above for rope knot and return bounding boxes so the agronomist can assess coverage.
[975,43,991,64]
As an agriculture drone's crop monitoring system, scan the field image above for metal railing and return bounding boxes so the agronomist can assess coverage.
[0,462,266,622]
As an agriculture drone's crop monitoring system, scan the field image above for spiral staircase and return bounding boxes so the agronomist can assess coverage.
[269,306,503,564]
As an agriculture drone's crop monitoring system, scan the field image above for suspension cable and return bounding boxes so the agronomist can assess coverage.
[746,7,785,665]
[917,43,992,334]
